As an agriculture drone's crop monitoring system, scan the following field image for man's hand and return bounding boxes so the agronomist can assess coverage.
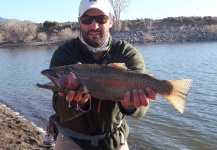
[121,87,156,108]
[58,91,90,106]
[57,61,90,106]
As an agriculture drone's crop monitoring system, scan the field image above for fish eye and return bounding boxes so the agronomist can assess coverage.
[55,74,59,78]
[52,72,60,78]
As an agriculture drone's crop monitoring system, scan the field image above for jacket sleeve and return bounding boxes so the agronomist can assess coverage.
[119,103,150,118]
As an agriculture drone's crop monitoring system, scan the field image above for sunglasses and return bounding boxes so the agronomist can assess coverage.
[80,15,110,25]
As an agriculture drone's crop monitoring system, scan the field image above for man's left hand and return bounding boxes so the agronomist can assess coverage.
[121,87,156,108]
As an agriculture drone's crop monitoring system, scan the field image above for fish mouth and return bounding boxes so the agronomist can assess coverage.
[36,73,61,90]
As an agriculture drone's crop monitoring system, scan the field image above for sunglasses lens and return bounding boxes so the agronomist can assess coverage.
[80,16,93,25]
[97,16,109,24]
[80,15,109,25]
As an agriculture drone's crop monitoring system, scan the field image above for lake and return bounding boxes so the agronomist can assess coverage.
[0,41,217,150]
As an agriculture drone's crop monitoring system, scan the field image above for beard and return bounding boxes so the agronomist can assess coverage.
[81,30,107,47]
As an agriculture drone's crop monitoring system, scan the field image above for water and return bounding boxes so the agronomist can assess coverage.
[0,46,56,127]
[0,42,217,150]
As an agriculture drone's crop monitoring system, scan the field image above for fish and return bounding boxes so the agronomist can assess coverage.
[36,63,192,113]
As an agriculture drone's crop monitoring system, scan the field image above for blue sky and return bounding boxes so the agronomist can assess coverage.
[1,0,217,23]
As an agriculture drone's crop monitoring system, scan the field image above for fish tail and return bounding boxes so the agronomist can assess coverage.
[161,79,192,113]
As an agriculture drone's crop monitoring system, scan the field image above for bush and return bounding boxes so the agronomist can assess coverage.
[58,28,78,41]
[37,32,47,41]
[0,33,4,42]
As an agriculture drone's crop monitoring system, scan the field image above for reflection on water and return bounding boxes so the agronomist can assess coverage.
[0,42,217,149]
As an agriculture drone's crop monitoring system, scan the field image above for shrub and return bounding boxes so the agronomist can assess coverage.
[37,32,47,41]
[58,28,78,41]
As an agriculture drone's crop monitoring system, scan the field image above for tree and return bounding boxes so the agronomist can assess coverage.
[109,0,131,30]
[3,21,37,42]
[43,21,59,29]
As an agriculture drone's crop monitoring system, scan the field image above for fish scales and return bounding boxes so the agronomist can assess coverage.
[68,65,169,99]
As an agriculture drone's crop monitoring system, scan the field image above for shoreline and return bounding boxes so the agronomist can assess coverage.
[1,39,217,49]
[0,41,64,48]
[0,101,45,149]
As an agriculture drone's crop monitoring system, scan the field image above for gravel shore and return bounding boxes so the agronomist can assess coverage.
[0,103,45,150]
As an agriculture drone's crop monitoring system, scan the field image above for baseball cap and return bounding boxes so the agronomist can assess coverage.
[79,0,112,17]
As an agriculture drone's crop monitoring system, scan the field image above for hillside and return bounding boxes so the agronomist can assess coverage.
[0,16,217,47]
[113,16,217,42]
[0,17,9,22]
[0,17,22,23]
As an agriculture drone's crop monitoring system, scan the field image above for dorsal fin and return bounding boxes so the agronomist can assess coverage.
[147,73,154,78]
[107,63,128,71]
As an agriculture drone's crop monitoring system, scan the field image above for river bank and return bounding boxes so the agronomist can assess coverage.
[111,28,217,43]
[0,41,64,48]
[1,32,217,49]
[1,24,217,48]
[1,34,217,49]
[0,101,44,149]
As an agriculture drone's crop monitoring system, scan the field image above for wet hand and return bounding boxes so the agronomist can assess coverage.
[58,62,91,106]
[58,90,90,106]
[121,87,156,108]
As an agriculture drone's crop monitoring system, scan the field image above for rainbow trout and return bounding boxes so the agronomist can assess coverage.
[36,63,192,113]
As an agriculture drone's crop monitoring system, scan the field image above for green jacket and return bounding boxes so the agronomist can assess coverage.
[50,36,150,150]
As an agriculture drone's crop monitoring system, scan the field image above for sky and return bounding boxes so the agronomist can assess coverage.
[0,0,217,23]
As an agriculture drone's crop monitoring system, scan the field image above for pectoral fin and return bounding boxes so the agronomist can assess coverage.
[76,84,89,93]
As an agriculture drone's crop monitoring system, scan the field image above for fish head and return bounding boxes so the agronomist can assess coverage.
[36,66,80,91]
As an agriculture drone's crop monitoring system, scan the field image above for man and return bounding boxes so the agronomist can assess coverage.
[50,0,156,149]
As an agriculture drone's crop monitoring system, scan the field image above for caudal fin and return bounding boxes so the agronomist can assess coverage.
[162,79,192,113]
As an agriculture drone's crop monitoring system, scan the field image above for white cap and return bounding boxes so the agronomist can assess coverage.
[79,0,112,17]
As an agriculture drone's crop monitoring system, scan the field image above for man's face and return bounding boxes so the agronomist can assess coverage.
[78,9,113,47]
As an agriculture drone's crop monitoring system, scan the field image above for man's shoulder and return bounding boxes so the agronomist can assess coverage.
[54,38,80,54]
[60,37,80,49]
[52,38,78,56]
[110,38,136,54]
[111,38,129,46]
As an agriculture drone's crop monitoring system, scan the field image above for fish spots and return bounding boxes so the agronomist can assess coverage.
[87,77,140,88]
